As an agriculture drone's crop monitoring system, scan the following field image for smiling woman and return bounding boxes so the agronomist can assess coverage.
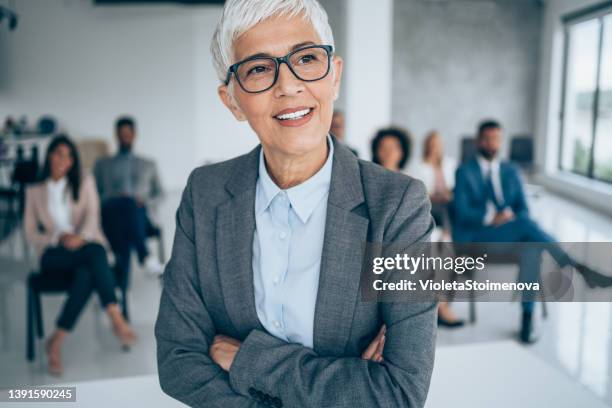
[215,10,342,187]
[155,1,437,407]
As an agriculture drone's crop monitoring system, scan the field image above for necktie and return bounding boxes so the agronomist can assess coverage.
[485,169,505,211]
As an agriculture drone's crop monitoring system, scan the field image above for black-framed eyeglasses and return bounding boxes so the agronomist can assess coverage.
[225,44,334,94]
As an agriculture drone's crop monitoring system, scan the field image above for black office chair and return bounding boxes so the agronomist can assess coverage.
[12,156,39,217]
[0,188,19,243]
[447,203,548,323]
[146,222,166,266]
[460,136,477,163]
[26,270,128,361]
[509,136,534,168]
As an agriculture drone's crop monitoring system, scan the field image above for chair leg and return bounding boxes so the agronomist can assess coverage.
[468,279,477,324]
[26,285,35,361]
[34,290,43,339]
[541,300,548,319]
[469,301,477,324]
[157,233,166,264]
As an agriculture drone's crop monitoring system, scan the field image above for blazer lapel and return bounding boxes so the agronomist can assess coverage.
[216,146,265,337]
[313,139,369,356]
[469,158,487,201]
[35,183,55,233]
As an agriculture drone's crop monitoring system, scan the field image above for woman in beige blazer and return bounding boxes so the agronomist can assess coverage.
[24,135,136,376]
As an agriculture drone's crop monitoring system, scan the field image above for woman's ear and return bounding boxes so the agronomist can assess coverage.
[331,56,343,101]
[218,84,247,121]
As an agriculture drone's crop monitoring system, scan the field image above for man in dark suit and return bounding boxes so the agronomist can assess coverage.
[453,120,612,343]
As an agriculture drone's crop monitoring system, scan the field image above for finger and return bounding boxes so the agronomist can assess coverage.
[362,330,385,360]
[361,339,378,359]
[375,335,386,357]
[375,325,386,342]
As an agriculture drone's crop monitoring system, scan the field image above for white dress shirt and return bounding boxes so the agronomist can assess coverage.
[252,136,333,348]
[408,156,457,194]
[46,177,74,243]
[477,155,505,225]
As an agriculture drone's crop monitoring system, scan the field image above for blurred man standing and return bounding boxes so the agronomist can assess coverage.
[94,116,164,280]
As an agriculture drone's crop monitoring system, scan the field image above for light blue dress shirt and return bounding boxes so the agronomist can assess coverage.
[252,136,333,348]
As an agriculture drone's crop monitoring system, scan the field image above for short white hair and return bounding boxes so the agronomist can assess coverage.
[210,0,335,84]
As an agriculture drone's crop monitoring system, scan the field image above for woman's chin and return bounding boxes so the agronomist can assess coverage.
[267,131,327,155]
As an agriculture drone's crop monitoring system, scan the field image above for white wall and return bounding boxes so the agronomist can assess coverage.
[344,0,393,159]
[0,0,256,191]
[535,0,612,216]
[392,0,542,163]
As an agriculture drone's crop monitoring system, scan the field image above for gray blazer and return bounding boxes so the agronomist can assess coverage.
[93,153,163,208]
[155,137,437,408]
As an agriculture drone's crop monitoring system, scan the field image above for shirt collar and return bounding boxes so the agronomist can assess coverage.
[477,154,500,174]
[116,149,133,158]
[47,177,67,191]
[257,134,334,224]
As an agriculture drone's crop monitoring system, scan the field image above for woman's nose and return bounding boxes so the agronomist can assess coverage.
[273,63,304,97]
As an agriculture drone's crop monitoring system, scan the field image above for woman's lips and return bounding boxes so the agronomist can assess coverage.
[273,107,314,128]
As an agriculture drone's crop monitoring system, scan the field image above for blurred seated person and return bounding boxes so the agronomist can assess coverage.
[454,120,612,343]
[93,116,164,278]
[330,110,358,156]
[411,130,457,240]
[410,130,463,328]
[24,135,136,376]
[371,127,412,172]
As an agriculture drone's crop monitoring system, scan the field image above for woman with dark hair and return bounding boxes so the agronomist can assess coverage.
[371,127,412,171]
[24,134,136,376]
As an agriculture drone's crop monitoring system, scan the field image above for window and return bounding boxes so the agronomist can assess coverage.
[560,4,612,183]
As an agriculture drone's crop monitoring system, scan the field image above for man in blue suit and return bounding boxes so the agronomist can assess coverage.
[453,120,612,343]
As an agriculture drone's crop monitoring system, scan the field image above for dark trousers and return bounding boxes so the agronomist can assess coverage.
[101,197,152,288]
[471,215,573,313]
[40,243,117,331]
[431,203,450,232]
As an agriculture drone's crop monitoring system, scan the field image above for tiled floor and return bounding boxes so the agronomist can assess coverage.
[1,185,611,406]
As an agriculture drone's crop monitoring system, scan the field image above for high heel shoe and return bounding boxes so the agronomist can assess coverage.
[437,316,465,328]
[112,323,137,349]
[44,339,63,376]
[576,263,612,289]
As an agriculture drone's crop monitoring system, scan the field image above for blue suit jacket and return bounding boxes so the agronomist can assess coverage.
[452,158,529,242]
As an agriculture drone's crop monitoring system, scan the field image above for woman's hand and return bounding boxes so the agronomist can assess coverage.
[210,326,386,372]
[361,325,386,363]
[210,334,242,372]
[60,233,85,251]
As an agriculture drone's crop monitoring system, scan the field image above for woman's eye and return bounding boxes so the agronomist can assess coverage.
[247,65,271,76]
[297,54,317,64]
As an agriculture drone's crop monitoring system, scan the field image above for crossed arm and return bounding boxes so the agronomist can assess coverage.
[155,175,436,407]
